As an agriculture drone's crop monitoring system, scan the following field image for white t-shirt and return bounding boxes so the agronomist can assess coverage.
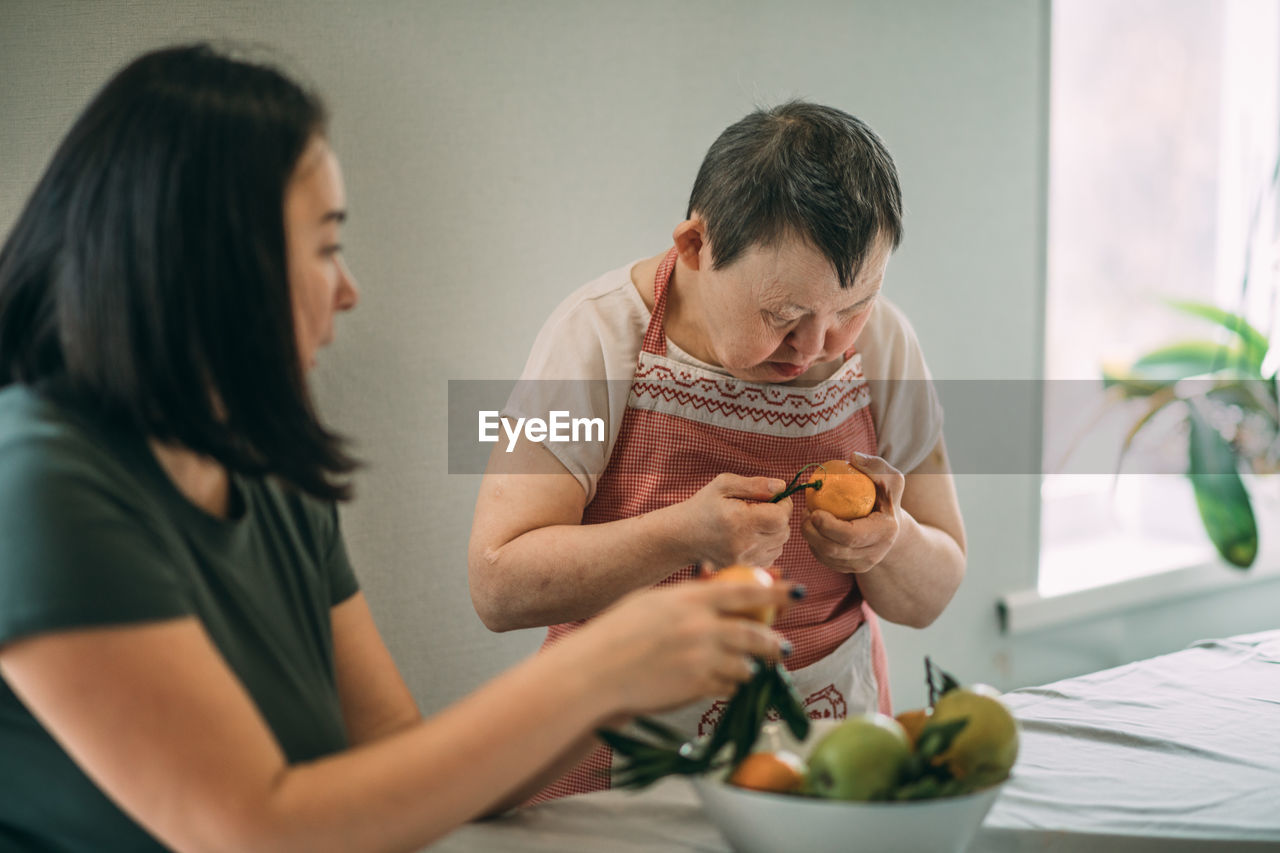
[509,259,943,502]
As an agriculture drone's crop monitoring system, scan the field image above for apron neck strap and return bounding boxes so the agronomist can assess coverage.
[642,247,678,356]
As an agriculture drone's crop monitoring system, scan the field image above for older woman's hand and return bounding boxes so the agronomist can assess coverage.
[800,453,906,573]
[677,473,793,570]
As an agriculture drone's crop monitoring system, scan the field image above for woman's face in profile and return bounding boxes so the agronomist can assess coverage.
[284,136,359,372]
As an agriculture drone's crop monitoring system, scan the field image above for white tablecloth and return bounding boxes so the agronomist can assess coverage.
[428,630,1280,852]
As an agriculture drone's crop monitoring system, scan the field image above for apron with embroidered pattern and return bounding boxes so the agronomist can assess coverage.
[531,248,891,803]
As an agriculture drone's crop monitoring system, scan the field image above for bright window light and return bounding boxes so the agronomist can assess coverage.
[1040,0,1278,596]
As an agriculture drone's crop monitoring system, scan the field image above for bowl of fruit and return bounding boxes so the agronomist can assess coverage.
[607,655,1018,853]
[691,682,1015,853]
[603,549,1017,853]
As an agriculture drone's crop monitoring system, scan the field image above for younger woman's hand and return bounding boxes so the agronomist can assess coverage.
[801,453,905,573]
[560,578,795,718]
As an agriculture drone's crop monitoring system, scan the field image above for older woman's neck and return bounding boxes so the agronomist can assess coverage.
[148,440,233,519]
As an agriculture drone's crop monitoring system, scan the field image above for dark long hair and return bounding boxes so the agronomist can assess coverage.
[0,43,356,501]
[687,100,904,289]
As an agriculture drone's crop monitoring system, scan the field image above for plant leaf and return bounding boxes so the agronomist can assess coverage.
[770,666,811,741]
[915,718,969,761]
[1131,340,1256,380]
[1187,405,1258,568]
[1114,388,1179,475]
[1102,365,1173,398]
[1167,300,1269,375]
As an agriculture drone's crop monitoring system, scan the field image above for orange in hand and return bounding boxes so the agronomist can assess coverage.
[706,564,778,625]
[728,750,808,794]
[805,459,876,520]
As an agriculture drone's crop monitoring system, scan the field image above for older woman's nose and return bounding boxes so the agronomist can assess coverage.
[785,321,824,358]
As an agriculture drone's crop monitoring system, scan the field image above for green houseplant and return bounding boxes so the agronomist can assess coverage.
[1100,140,1279,569]
[1103,302,1277,567]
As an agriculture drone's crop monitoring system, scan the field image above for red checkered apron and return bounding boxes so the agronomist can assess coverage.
[530,248,891,803]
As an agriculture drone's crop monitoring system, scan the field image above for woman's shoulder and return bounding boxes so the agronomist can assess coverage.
[0,386,169,537]
[520,259,650,382]
[540,260,649,336]
[856,296,933,381]
[0,385,122,477]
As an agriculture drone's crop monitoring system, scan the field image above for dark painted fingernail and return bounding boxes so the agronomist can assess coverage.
[780,639,794,657]
[789,585,807,600]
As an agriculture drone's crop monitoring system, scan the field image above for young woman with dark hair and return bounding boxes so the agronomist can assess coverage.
[0,44,795,852]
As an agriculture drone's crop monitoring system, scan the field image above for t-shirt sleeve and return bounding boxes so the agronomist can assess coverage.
[500,273,643,503]
[0,437,192,647]
[324,506,360,607]
[859,298,945,474]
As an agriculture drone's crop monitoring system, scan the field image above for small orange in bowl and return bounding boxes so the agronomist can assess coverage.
[806,460,876,520]
[895,707,932,749]
[707,565,778,625]
[728,750,808,794]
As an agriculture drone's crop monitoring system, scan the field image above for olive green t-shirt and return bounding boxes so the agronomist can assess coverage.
[0,385,360,852]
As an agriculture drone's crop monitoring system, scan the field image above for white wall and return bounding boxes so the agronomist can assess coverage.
[2,0,1274,720]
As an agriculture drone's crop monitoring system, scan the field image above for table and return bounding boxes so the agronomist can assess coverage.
[428,630,1280,851]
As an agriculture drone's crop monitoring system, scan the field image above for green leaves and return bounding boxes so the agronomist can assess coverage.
[1104,299,1271,569]
[1103,302,1271,399]
[924,656,960,707]
[1165,301,1269,376]
[603,660,811,790]
[1187,405,1258,568]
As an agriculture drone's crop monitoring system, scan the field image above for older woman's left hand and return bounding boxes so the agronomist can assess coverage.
[800,453,906,573]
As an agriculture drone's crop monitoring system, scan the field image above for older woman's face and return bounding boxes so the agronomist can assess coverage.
[696,233,891,383]
[284,137,359,372]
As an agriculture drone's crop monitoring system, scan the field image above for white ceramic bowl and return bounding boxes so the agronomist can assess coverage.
[691,719,1005,853]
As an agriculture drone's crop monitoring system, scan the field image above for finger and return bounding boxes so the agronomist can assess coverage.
[851,453,905,506]
[850,451,896,476]
[696,578,793,617]
[708,675,743,699]
[694,577,795,613]
[718,653,760,683]
[756,494,792,519]
[721,475,788,501]
[718,621,784,662]
[804,509,863,547]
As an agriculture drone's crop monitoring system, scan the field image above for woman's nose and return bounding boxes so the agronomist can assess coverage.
[336,258,359,311]
[785,320,824,358]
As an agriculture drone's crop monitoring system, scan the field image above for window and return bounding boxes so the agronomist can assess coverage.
[1040,0,1279,597]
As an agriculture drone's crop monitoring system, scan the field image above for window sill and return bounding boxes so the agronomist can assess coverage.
[998,553,1280,635]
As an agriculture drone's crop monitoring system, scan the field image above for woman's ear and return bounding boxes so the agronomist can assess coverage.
[672,216,707,270]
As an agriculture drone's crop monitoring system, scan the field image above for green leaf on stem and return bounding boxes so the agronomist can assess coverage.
[1187,404,1258,568]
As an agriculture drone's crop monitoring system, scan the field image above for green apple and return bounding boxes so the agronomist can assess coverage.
[806,714,910,801]
[929,685,1019,788]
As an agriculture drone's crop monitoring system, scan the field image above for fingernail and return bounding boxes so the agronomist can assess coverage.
[768,479,786,492]
[854,451,871,460]
[747,658,761,675]
[780,639,794,657]
[789,584,807,600]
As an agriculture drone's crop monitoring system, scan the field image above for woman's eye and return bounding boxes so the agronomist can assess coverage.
[322,244,343,257]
